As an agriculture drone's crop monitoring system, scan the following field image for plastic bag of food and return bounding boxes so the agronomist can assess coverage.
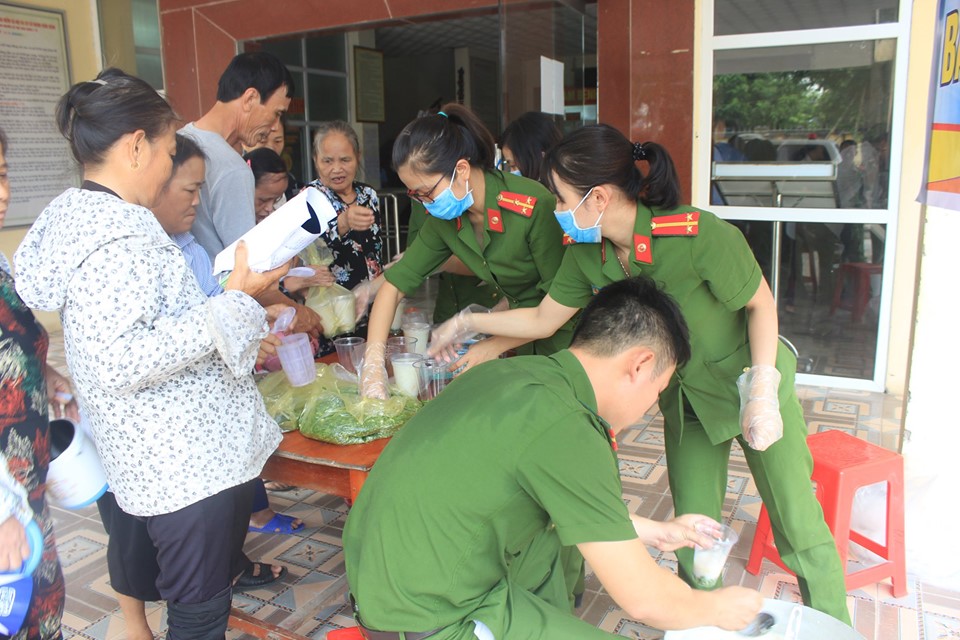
[304,283,356,337]
[298,380,422,445]
[257,364,341,431]
[299,239,334,267]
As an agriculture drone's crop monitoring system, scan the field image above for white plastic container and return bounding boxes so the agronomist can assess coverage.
[46,419,109,509]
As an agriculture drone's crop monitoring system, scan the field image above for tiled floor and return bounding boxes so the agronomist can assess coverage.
[44,334,960,640]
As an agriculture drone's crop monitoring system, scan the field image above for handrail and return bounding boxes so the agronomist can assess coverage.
[379,193,402,262]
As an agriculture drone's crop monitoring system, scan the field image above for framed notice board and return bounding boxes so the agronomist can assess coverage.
[0,2,76,226]
[354,46,385,123]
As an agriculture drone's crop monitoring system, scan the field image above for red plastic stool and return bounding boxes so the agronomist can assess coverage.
[829,262,882,323]
[327,628,365,639]
[746,429,907,597]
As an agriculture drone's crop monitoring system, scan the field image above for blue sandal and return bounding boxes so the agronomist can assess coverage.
[248,513,304,534]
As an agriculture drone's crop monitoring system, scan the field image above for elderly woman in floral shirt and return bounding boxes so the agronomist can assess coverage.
[15,70,289,640]
[309,121,384,296]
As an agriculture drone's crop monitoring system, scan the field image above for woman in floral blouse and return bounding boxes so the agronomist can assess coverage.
[14,70,287,640]
[309,121,384,297]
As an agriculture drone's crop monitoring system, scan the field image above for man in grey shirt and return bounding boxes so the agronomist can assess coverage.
[180,52,323,337]
[180,52,293,259]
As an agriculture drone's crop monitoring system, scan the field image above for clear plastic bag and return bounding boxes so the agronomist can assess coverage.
[258,363,422,444]
[299,368,421,445]
[256,364,340,431]
[304,283,356,336]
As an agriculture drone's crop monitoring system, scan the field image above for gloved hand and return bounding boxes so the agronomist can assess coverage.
[428,304,491,362]
[359,341,389,399]
[737,364,783,451]
[353,278,378,321]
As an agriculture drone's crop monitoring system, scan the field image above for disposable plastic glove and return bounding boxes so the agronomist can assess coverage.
[352,279,378,321]
[359,341,389,399]
[427,304,491,362]
[737,364,783,451]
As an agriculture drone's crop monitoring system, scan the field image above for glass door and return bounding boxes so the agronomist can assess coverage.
[500,1,596,134]
[697,0,911,390]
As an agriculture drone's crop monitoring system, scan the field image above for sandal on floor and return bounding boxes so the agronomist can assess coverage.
[248,512,304,535]
[263,480,294,492]
[234,562,287,590]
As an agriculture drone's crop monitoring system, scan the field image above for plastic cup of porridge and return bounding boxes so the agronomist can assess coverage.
[692,523,739,587]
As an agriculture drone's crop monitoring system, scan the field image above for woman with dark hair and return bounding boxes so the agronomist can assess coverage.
[243,146,289,224]
[0,126,74,640]
[310,120,383,294]
[499,111,562,183]
[358,104,572,398]
[14,69,288,640]
[428,124,852,625]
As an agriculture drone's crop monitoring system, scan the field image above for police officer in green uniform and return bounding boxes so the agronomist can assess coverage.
[344,277,763,639]
[360,104,573,398]
[405,201,501,323]
[429,125,852,625]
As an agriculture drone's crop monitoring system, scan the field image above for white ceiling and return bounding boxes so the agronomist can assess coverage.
[714,0,899,36]
[374,4,596,61]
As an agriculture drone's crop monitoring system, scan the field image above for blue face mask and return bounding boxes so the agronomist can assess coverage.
[424,167,474,221]
[554,188,602,243]
[510,169,522,176]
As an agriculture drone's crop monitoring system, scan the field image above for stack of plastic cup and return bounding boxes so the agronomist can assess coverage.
[390,352,423,397]
[413,358,451,401]
[403,322,431,356]
[385,336,418,378]
[334,336,366,375]
[276,333,316,387]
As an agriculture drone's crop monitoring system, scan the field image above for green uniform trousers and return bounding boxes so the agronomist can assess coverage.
[664,392,851,625]
[429,527,614,640]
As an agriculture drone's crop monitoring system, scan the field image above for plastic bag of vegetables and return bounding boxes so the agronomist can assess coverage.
[298,386,421,445]
[256,364,340,431]
[304,283,356,337]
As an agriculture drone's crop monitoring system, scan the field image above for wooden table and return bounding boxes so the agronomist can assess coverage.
[230,355,387,639]
[261,430,389,502]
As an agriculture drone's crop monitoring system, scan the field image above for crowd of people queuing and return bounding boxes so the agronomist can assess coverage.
[0,48,855,640]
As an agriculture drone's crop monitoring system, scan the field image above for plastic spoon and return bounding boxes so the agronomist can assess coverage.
[738,612,776,637]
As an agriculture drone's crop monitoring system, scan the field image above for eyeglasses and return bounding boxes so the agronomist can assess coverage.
[406,173,447,204]
[496,157,517,172]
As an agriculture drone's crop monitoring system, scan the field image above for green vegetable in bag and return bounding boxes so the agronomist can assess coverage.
[298,385,422,445]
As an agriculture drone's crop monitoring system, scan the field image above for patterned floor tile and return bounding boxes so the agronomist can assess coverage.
[47,382,955,640]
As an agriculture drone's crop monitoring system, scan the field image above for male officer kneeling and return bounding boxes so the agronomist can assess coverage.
[343,276,762,639]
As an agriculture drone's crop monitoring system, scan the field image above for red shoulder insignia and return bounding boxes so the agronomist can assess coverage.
[634,234,652,263]
[487,209,504,233]
[562,233,576,245]
[651,212,699,236]
[497,191,536,217]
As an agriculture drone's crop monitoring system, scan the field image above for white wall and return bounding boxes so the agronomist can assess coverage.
[900,205,960,590]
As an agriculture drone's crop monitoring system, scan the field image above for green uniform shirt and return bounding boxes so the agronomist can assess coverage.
[550,202,794,444]
[343,350,636,633]
[406,201,501,323]
[387,170,572,354]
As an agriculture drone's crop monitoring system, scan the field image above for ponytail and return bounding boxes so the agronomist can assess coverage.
[392,103,495,175]
[56,68,178,167]
[636,142,680,209]
[542,124,681,210]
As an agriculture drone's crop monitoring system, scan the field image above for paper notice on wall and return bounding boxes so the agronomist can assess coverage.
[213,186,337,274]
[540,56,565,115]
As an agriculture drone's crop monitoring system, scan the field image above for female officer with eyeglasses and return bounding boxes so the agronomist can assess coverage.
[359,104,573,398]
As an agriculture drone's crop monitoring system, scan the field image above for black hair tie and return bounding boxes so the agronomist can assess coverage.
[632,142,647,162]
